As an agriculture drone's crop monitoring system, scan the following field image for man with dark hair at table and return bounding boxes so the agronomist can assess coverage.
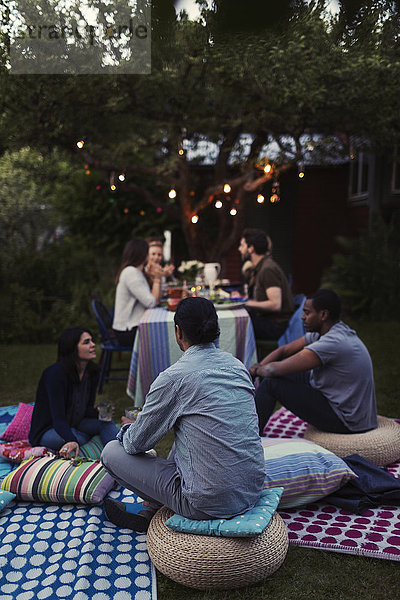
[101,297,265,532]
[251,289,378,436]
[238,228,294,340]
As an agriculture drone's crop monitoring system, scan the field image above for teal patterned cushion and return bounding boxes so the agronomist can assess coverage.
[0,489,16,513]
[165,488,283,537]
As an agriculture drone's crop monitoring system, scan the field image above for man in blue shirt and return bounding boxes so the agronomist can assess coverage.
[102,297,265,532]
[252,289,378,436]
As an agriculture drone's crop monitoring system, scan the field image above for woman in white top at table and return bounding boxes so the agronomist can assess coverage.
[112,239,163,347]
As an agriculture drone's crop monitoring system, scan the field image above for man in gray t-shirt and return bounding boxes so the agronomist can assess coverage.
[251,289,378,436]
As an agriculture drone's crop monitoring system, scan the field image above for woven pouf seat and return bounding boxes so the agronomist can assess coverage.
[146,506,289,590]
[304,415,400,467]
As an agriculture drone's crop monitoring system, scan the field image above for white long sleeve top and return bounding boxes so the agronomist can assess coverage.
[112,266,156,331]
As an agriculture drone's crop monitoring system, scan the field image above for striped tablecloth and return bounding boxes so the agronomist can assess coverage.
[126,306,257,407]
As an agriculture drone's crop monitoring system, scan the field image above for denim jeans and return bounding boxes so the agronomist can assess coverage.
[40,418,118,451]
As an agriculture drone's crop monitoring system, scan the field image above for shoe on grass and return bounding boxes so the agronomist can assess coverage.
[104,498,156,532]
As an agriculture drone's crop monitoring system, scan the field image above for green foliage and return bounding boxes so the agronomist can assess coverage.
[0,241,101,343]
[322,220,400,320]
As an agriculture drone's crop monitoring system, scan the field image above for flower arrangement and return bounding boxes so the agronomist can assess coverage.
[177,260,204,281]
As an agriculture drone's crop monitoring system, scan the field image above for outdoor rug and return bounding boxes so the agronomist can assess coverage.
[265,407,400,561]
[0,405,157,600]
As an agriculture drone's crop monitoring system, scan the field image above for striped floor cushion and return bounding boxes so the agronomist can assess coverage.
[79,435,104,460]
[0,456,116,504]
[262,438,357,508]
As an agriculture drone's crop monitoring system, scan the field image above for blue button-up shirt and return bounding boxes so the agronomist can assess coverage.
[118,343,265,518]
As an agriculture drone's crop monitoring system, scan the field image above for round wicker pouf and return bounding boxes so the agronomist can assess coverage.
[304,415,400,466]
[147,506,289,590]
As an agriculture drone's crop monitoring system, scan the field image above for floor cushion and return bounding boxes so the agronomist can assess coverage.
[0,489,16,514]
[0,455,116,504]
[304,416,400,467]
[147,506,289,589]
[79,435,103,459]
[262,438,357,508]
[1,403,33,442]
[0,440,49,462]
[165,488,283,537]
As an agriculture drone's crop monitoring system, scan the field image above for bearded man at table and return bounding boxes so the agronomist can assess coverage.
[101,297,265,532]
[239,228,294,340]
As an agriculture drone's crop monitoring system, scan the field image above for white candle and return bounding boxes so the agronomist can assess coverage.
[163,230,171,262]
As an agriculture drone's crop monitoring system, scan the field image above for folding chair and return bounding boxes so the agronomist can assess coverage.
[91,299,132,393]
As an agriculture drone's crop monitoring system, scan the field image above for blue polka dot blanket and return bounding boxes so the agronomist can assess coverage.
[0,405,157,600]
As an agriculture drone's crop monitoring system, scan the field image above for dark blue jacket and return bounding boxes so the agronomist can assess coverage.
[29,362,98,446]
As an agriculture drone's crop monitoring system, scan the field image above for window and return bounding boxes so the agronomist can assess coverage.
[348,152,369,203]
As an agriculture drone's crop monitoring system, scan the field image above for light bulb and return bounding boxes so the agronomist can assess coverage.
[257,194,265,204]
[223,184,231,193]
[215,200,223,208]
[118,173,125,181]
[298,171,305,178]
[169,189,177,199]
[230,208,237,215]
[191,215,199,224]
[110,184,116,191]
[76,140,84,149]
[264,164,272,174]
[270,194,280,204]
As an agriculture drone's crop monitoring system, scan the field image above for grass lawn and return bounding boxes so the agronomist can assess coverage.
[0,319,399,599]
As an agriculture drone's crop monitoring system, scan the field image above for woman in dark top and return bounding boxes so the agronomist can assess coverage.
[29,327,118,458]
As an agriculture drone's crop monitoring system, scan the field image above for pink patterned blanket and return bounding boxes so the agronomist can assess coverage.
[266,407,400,561]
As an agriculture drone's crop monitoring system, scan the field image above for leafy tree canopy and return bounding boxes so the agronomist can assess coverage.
[1,0,400,260]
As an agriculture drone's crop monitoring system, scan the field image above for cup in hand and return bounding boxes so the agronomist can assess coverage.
[98,402,114,422]
[125,406,141,421]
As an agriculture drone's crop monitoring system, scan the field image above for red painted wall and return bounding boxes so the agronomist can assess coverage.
[291,166,360,294]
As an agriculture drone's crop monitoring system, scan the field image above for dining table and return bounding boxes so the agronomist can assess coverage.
[126,305,257,407]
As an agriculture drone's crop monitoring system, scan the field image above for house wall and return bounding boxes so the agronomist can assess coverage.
[224,156,400,295]
[291,165,357,294]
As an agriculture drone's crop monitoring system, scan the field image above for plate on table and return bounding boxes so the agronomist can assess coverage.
[213,300,246,310]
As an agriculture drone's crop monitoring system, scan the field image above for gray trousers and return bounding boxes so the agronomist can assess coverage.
[101,440,213,520]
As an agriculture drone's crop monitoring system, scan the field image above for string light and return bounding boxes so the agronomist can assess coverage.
[298,171,305,179]
[223,184,231,193]
[109,171,116,191]
[270,181,280,203]
[123,208,129,214]
[230,208,237,216]
[257,194,265,204]
[191,215,199,224]
[85,169,91,175]
[118,173,126,182]
[178,149,184,156]
[168,189,177,199]
[264,164,272,174]
[140,210,146,216]
[215,200,223,209]
[76,140,85,149]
